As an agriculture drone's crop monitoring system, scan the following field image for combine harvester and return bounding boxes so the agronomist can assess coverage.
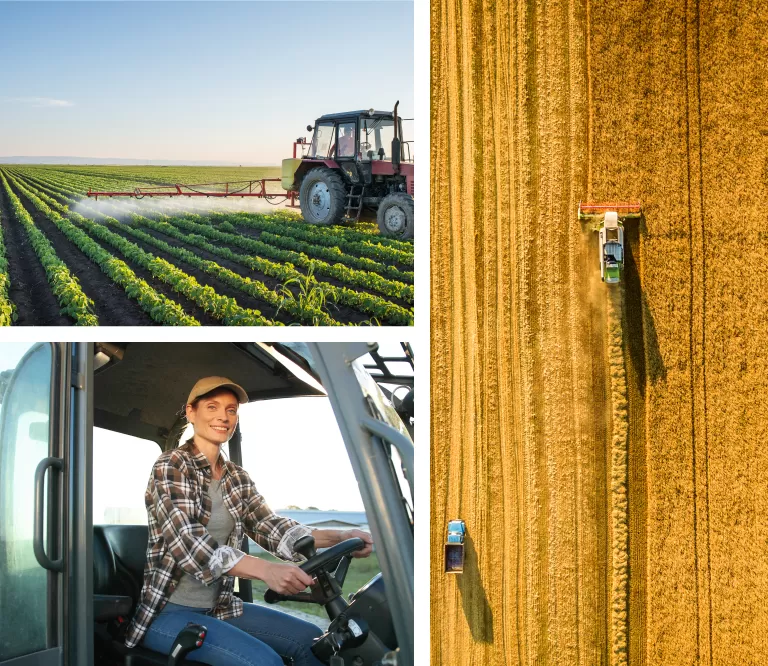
[578,202,642,284]
[87,102,415,239]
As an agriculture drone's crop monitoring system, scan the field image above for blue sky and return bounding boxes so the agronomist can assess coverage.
[0,1,414,164]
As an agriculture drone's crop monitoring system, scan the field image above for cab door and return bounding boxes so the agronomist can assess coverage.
[0,342,90,666]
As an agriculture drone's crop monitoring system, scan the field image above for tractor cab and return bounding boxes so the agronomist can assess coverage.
[304,110,409,164]
[0,342,413,666]
[283,103,415,239]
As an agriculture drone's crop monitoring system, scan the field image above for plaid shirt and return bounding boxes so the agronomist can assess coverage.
[125,441,312,648]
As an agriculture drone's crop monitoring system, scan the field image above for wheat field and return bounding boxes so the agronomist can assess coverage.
[430,0,768,664]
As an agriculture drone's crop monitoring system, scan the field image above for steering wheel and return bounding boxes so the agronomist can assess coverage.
[263,536,365,607]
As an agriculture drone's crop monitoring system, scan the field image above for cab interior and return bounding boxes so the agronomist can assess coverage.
[91,342,324,665]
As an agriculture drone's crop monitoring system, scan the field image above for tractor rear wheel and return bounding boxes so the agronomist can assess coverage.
[377,193,414,240]
[299,167,347,226]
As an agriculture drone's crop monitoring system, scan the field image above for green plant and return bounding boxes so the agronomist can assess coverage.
[274,265,333,325]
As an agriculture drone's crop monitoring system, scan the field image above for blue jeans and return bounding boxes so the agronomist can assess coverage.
[140,601,325,666]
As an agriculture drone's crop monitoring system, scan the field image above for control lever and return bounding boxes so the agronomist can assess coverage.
[167,622,207,666]
[311,617,369,661]
[264,590,313,604]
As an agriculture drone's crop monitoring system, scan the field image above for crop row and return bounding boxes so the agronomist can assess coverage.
[73,190,412,325]
[128,214,413,325]
[9,173,277,326]
[0,189,16,325]
[10,171,414,324]
[14,166,414,250]
[13,173,410,324]
[16,171,414,305]
[16,169,414,275]
[22,167,415,264]
[6,172,200,326]
[203,211,414,273]
[0,171,98,325]
[18,176,347,325]
[160,213,414,304]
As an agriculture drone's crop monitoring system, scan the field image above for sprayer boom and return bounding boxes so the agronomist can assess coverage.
[87,179,296,203]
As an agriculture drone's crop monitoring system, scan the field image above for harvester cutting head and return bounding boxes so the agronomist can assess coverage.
[578,201,642,230]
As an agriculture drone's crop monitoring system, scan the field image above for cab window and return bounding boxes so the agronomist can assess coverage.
[309,122,335,159]
[359,117,396,161]
[237,396,381,606]
[0,342,52,660]
[337,121,356,158]
[92,429,161,525]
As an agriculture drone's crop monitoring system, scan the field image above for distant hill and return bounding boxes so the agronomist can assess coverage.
[0,156,276,166]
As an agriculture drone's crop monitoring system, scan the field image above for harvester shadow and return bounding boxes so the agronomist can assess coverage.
[624,216,665,393]
[458,532,494,643]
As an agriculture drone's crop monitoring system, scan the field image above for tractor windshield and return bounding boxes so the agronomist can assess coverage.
[309,122,335,159]
[359,117,397,162]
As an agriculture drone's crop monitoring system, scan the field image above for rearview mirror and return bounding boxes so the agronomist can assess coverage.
[307,125,314,132]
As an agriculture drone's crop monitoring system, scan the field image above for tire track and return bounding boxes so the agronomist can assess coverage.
[606,287,629,666]
[692,0,714,660]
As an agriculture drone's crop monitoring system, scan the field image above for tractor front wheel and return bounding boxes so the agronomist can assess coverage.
[299,167,347,226]
[377,193,414,240]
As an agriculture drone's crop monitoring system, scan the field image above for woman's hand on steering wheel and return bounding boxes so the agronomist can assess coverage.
[338,529,373,558]
[261,561,314,595]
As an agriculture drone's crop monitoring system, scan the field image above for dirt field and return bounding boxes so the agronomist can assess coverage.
[431,0,768,664]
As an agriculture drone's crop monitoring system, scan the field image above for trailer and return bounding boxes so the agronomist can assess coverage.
[444,519,466,574]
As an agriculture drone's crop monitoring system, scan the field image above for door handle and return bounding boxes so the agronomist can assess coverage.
[33,456,64,572]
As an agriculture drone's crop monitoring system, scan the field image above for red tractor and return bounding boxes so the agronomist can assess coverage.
[88,102,415,240]
[284,102,414,239]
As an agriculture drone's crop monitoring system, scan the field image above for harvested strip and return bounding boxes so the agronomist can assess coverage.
[607,288,629,666]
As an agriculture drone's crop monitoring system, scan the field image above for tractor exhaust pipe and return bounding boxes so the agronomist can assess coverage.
[391,100,401,174]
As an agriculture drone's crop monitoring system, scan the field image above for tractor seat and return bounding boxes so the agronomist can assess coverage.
[93,524,207,666]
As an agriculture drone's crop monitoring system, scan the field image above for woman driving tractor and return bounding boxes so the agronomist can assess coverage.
[124,376,374,665]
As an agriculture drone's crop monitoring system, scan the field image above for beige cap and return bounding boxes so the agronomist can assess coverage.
[187,376,248,405]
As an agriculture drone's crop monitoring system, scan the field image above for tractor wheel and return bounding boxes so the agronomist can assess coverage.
[299,167,347,226]
[377,193,414,240]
